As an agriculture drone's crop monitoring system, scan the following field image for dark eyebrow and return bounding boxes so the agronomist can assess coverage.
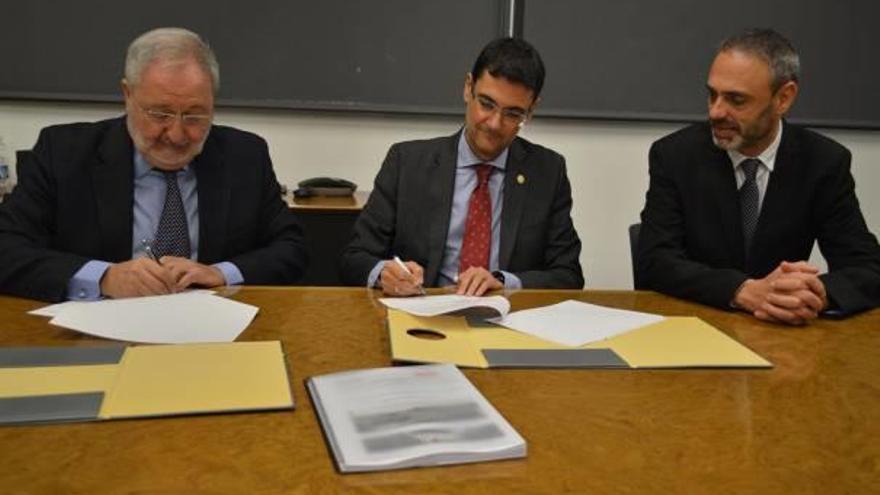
[706,85,747,101]
[476,93,497,104]
[477,93,527,114]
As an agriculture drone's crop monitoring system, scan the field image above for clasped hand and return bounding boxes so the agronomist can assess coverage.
[734,261,828,325]
[100,257,226,298]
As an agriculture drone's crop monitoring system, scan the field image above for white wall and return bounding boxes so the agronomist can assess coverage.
[2,99,879,289]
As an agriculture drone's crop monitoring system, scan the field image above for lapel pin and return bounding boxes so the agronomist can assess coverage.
[516,174,526,185]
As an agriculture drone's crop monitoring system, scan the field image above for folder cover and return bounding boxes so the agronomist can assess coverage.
[0,341,294,425]
[387,310,771,369]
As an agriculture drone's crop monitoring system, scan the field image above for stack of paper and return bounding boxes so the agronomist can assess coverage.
[29,292,258,344]
[307,363,525,472]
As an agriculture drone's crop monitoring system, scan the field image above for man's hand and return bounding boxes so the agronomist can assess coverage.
[455,267,502,296]
[734,261,828,325]
[160,256,227,291]
[380,259,425,297]
[100,258,176,298]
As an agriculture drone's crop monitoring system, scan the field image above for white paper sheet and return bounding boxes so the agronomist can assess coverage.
[493,299,665,347]
[47,292,258,344]
[379,295,510,318]
[28,300,91,318]
[29,289,216,318]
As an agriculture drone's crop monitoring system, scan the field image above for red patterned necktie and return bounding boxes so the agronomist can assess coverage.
[459,163,493,274]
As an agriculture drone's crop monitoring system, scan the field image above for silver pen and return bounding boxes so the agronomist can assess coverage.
[141,239,161,265]
[393,256,426,295]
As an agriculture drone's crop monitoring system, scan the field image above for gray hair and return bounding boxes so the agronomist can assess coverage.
[718,28,800,92]
[124,27,220,93]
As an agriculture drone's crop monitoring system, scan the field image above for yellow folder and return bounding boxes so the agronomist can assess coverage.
[388,310,771,369]
[0,341,293,424]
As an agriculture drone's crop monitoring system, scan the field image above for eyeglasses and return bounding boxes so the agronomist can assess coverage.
[472,92,529,127]
[134,102,213,129]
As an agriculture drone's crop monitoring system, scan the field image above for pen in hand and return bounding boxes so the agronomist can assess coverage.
[393,256,426,295]
[141,239,161,265]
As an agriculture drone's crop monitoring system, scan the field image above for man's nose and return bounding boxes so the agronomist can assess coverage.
[484,109,504,129]
[708,98,727,121]
[164,117,189,144]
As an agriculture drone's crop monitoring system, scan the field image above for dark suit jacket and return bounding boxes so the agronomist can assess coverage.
[637,121,880,315]
[0,117,307,302]
[340,131,584,289]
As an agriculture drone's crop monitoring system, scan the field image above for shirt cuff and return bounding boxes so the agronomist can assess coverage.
[67,260,111,301]
[367,261,386,288]
[213,262,244,286]
[500,270,522,290]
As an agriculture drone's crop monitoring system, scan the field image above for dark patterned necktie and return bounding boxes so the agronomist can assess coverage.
[153,170,191,259]
[739,158,760,256]
[459,164,493,273]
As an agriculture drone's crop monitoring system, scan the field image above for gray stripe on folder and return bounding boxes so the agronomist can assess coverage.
[0,345,126,368]
[483,348,629,368]
[0,392,104,425]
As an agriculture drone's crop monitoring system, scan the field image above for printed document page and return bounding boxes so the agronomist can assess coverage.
[308,363,525,472]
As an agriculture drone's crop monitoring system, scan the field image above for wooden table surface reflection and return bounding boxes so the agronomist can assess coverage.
[0,287,877,494]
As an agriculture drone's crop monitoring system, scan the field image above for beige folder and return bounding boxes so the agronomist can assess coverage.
[388,310,771,369]
[0,341,294,424]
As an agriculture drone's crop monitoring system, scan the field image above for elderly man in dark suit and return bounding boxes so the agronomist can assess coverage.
[341,37,584,297]
[638,28,880,324]
[0,27,306,302]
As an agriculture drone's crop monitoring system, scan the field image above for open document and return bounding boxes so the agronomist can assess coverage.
[379,294,510,318]
[0,341,293,425]
[30,292,258,344]
[307,363,525,472]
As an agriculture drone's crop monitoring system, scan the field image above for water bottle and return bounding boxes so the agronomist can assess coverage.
[0,137,10,201]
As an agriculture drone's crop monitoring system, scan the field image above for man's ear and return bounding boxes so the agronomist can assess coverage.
[121,79,132,100]
[462,72,473,103]
[775,80,798,116]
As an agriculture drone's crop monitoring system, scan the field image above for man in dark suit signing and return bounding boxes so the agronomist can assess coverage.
[0,28,306,302]
[341,37,583,296]
[638,28,880,324]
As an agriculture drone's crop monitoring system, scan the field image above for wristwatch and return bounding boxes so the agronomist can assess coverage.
[491,270,505,285]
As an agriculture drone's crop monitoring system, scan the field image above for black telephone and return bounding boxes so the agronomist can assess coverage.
[294,177,357,198]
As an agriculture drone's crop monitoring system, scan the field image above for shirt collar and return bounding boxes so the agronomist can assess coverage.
[456,130,509,170]
[726,119,783,173]
[133,150,192,179]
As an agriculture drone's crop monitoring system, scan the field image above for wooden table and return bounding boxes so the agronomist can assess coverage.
[0,288,877,494]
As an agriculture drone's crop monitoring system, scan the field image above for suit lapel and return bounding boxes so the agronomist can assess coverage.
[500,138,527,269]
[423,134,458,285]
[702,137,745,266]
[194,132,229,263]
[92,119,135,262]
